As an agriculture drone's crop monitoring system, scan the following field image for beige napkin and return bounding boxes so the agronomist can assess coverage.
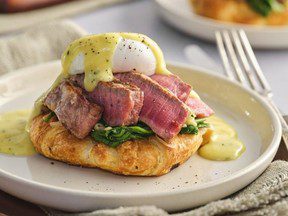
[1,21,287,216]
[0,20,86,75]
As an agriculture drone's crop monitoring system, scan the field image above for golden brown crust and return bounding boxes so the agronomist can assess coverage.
[30,114,207,176]
[190,0,288,25]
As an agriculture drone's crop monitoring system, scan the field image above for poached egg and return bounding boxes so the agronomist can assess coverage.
[69,38,156,77]
[61,33,169,92]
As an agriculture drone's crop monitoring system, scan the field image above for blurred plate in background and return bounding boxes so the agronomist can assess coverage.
[155,0,288,49]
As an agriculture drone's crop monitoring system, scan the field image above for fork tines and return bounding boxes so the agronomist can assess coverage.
[215,30,272,97]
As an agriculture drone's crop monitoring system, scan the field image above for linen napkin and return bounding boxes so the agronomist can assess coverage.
[1,21,287,216]
[0,20,86,75]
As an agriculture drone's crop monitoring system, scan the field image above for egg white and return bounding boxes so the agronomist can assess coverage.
[69,52,85,75]
[69,38,156,76]
[112,39,156,76]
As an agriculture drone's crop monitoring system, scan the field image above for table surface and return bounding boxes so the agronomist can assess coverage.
[0,0,288,215]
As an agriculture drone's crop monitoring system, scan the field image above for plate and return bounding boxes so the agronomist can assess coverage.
[155,0,288,49]
[0,61,281,212]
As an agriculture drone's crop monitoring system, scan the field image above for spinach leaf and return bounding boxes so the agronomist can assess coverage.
[91,122,154,148]
[196,118,209,128]
[91,118,209,148]
[43,112,55,123]
[180,118,208,135]
[246,0,285,17]
[180,124,199,134]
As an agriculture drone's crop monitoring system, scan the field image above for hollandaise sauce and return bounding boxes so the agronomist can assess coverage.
[0,110,36,156]
[199,116,245,161]
[61,34,120,92]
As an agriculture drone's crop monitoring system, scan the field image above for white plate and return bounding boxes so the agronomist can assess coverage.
[0,61,281,212]
[155,0,288,49]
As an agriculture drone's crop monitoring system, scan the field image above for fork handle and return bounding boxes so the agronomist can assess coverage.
[267,99,288,150]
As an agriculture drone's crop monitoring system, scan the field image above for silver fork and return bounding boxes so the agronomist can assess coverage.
[215,29,288,150]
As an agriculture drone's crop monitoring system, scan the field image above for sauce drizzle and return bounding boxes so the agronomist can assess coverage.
[199,116,245,161]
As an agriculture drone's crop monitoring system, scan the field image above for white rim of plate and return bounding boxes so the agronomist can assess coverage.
[155,0,288,32]
[0,60,282,198]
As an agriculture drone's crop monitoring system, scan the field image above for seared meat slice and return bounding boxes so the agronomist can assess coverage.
[70,75,144,126]
[44,81,102,139]
[115,72,190,140]
[89,81,144,126]
[151,74,191,102]
[186,97,214,118]
[151,74,214,118]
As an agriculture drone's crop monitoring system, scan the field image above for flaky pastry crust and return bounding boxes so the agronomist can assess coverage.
[30,114,207,176]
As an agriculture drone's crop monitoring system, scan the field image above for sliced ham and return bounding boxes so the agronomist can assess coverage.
[44,81,102,139]
[115,72,189,140]
[150,74,191,102]
[70,75,144,126]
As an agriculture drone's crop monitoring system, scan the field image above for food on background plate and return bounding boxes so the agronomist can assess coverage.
[190,0,288,25]
[0,33,245,176]
[0,0,74,13]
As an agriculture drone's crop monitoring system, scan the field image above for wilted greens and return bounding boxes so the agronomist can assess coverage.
[91,118,208,148]
[246,0,285,17]
[180,118,208,135]
[43,112,55,123]
[91,121,154,147]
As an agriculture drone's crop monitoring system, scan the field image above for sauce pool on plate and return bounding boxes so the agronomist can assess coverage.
[0,110,36,156]
[199,116,246,161]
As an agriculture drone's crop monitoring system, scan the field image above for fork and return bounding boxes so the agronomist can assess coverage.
[215,29,288,150]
